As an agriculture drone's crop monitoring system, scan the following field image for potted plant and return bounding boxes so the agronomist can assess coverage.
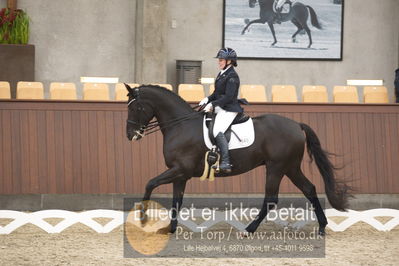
[0,8,29,44]
[0,0,34,98]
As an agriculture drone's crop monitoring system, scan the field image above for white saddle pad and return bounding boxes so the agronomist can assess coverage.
[203,116,255,150]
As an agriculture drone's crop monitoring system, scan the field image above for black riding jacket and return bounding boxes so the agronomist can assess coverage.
[208,66,243,113]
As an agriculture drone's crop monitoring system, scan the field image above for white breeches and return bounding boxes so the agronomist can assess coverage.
[276,0,286,9]
[213,106,238,137]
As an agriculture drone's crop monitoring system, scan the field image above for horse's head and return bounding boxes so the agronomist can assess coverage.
[125,84,155,141]
[249,0,257,8]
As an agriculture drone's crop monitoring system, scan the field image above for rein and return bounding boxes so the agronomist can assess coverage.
[127,105,204,136]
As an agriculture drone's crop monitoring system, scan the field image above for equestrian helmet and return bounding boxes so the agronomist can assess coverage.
[215,47,238,60]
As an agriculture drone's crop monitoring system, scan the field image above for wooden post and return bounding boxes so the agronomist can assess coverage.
[7,0,18,10]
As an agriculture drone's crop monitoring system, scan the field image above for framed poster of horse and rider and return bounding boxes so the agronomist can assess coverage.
[223,0,344,60]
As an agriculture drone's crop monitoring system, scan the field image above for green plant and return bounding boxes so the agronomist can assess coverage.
[0,8,29,44]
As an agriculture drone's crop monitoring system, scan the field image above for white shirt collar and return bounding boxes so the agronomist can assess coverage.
[219,65,232,76]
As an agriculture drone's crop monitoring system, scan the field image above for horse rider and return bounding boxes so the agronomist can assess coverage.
[275,0,292,24]
[199,47,243,173]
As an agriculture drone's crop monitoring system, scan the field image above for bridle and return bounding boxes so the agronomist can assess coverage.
[126,98,147,139]
[126,90,204,137]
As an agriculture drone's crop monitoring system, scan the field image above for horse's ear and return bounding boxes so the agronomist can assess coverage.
[124,83,134,95]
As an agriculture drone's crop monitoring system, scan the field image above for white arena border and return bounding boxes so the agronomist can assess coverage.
[0,209,398,234]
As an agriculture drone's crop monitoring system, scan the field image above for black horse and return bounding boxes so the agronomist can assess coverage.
[125,84,351,235]
[241,0,322,48]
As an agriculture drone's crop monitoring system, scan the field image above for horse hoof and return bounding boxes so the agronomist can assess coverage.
[319,227,326,236]
[238,231,250,238]
[169,223,177,234]
[155,228,169,235]
[292,38,297,43]
[156,224,171,235]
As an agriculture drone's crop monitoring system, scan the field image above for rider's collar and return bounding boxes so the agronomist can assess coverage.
[219,65,232,76]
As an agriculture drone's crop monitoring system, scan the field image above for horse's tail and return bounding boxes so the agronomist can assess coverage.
[300,123,351,211]
[306,5,322,30]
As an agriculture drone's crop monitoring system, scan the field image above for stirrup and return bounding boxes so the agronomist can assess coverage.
[219,168,232,174]
[200,148,219,181]
[218,163,232,173]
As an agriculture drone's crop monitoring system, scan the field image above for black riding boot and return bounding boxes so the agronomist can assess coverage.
[275,8,282,24]
[215,132,232,173]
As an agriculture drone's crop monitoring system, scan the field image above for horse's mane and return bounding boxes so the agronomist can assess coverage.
[138,84,194,111]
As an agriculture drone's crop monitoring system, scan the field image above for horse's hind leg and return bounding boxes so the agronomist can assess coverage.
[291,19,303,43]
[287,167,328,235]
[245,164,284,233]
[303,24,312,48]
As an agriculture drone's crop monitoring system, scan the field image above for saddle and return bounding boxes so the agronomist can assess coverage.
[200,112,251,182]
[274,0,293,21]
[275,0,292,11]
[205,112,250,145]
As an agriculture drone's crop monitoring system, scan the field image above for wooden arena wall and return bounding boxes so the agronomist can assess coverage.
[0,100,398,195]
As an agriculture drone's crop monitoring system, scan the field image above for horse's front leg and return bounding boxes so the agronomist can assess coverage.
[143,167,182,200]
[267,21,278,46]
[169,179,188,234]
[140,167,183,224]
[241,18,265,35]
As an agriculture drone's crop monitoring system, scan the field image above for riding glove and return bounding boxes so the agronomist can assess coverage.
[199,97,209,106]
